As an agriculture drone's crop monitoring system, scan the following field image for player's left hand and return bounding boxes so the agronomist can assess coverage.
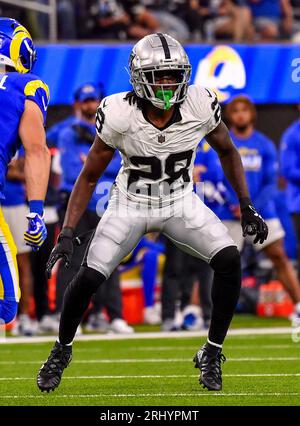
[240,199,268,244]
[24,213,47,251]
[46,227,74,278]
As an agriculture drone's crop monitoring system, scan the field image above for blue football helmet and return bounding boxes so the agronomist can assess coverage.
[0,17,37,73]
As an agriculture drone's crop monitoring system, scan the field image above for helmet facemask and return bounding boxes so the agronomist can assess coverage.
[129,34,192,110]
[131,64,191,110]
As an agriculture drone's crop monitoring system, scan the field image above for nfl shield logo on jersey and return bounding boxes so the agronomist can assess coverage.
[158,134,165,144]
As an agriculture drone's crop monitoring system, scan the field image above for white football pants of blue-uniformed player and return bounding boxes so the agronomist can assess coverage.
[0,207,20,325]
[86,187,236,279]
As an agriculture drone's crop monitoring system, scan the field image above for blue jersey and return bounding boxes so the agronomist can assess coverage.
[248,0,281,18]
[2,148,26,206]
[0,71,49,200]
[280,120,300,213]
[194,140,225,215]
[58,118,121,213]
[219,130,278,220]
[1,180,25,206]
[95,150,122,215]
[46,115,75,148]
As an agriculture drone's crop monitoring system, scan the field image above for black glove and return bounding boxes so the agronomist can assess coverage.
[46,227,74,278]
[240,197,268,244]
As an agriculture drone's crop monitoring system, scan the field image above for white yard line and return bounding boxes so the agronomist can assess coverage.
[0,342,300,355]
[0,356,299,365]
[1,373,300,381]
[0,327,293,345]
[128,344,299,351]
[2,344,297,354]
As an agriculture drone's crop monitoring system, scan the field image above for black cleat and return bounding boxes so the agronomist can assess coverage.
[193,344,226,391]
[37,341,72,392]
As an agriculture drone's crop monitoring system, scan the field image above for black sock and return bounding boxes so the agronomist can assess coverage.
[59,266,106,345]
[208,246,241,346]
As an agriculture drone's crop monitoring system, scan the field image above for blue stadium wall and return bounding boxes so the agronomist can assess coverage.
[35,44,300,105]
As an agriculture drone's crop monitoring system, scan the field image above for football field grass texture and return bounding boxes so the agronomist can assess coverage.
[1,326,300,406]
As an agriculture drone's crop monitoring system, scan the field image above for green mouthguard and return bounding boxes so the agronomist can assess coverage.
[155,89,173,110]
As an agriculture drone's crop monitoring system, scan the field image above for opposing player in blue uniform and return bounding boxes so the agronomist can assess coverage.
[0,18,51,324]
[220,95,300,316]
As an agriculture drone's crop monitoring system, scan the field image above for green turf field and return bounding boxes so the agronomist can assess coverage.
[0,316,300,406]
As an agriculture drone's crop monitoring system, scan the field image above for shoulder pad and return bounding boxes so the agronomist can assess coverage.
[184,85,221,133]
[97,92,132,134]
[22,74,49,101]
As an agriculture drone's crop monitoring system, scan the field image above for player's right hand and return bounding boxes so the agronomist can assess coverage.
[46,227,74,278]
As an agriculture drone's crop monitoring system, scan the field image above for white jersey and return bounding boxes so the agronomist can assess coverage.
[95,85,221,206]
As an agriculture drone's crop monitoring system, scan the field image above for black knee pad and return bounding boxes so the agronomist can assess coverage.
[75,266,106,294]
[210,246,241,275]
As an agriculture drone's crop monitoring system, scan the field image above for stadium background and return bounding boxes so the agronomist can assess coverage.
[2,0,300,408]
[43,43,300,144]
[2,0,300,327]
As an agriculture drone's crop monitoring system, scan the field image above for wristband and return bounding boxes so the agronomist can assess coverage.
[59,227,74,239]
[29,200,44,216]
[239,197,252,211]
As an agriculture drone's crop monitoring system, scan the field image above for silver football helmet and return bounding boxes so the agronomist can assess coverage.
[129,33,191,110]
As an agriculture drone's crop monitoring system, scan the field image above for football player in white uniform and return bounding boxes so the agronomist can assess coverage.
[37,33,268,393]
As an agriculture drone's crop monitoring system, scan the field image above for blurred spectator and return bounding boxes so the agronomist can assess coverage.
[89,0,159,39]
[247,0,294,40]
[167,0,254,41]
[170,0,214,41]
[89,0,132,39]
[215,0,254,42]
[122,0,160,38]
[2,150,34,336]
[290,0,300,41]
[141,1,190,41]
[205,0,254,41]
